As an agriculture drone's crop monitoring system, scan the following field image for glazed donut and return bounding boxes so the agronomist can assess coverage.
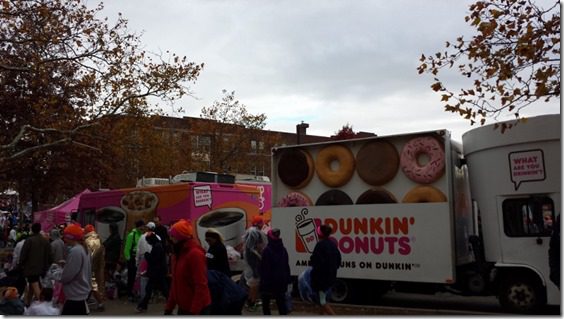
[278,192,313,207]
[356,187,397,204]
[402,185,447,203]
[315,190,353,206]
[277,148,314,189]
[356,140,399,185]
[400,136,445,184]
[315,145,355,187]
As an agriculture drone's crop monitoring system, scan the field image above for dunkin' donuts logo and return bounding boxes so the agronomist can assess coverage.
[295,209,318,253]
[295,209,415,256]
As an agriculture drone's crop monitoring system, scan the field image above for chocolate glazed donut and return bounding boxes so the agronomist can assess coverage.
[356,187,398,204]
[356,139,400,186]
[277,148,314,189]
[315,189,353,206]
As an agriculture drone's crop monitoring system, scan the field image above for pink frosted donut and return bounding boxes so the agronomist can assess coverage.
[400,136,445,184]
[278,192,312,207]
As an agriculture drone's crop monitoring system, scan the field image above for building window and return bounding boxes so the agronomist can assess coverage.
[259,141,265,152]
[250,140,257,153]
[502,196,554,237]
[192,135,211,152]
[199,135,211,146]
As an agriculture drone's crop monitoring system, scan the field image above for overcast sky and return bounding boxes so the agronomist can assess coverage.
[95,0,560,142]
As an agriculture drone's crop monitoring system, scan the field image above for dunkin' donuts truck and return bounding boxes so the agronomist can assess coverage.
[271,114,560,312]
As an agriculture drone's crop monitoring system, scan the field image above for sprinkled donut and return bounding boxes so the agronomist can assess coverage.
[277,148,314,189]
[400,136,445,184]
[278,192,313,207]
[315,144,355,187]
[402,185,447,203]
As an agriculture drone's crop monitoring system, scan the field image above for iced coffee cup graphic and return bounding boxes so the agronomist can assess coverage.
[296,218,318,253]
[120,191,159,232]
[196,208,246,250]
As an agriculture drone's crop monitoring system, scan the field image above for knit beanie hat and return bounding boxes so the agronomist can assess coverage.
[63,223,84,241]
[170,219,193,241]
[3,287,18,300]
[252,215,264,227]
[84,224,95,234]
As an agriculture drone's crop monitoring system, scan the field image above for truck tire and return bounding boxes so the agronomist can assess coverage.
[499,276,544,313]
[329,279,390,304]
[329,279,350,303]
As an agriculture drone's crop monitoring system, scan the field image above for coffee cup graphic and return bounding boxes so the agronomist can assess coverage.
[196,208,247,250]
[95,206,126,242]
[297,218,318,253]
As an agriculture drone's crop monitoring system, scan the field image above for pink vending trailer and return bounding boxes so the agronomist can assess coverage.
[77,180,271,265]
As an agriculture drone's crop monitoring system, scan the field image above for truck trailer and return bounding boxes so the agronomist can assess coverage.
[270,114,560,313]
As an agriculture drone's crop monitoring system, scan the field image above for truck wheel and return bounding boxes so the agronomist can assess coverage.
[329,279,350,303]
[328,279,390,304]
[499,277,543,313]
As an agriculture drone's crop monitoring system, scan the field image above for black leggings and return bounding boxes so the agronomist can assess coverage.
[261,292,289,315]
[127,258,137,297]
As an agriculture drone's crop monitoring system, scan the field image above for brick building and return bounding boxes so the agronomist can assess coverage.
[151,116,336,179]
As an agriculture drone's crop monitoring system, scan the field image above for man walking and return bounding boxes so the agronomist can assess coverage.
[60,224,91,315]
[18,223,53,306]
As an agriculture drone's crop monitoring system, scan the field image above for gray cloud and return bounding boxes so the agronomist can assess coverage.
[98,0,560,140]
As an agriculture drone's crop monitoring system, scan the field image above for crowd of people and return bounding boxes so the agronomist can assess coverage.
[0,212,344,316]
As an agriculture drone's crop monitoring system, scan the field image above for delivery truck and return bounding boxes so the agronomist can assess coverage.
[270,114,560,313]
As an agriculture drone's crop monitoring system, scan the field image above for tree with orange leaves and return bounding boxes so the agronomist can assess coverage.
[418,0,559,131]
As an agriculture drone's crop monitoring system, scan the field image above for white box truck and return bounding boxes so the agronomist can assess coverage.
[271,114,560,313]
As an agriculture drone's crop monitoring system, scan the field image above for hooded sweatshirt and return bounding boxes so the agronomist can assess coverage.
[310,238,342,292]
[258,236,291,294]
[50,229,66,262]
[60,244,91,301]
[165,239,211,314]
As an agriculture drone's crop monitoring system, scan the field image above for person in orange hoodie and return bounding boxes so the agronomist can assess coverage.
[164,219,211,315]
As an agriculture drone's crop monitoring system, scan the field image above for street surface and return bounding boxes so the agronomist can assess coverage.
[88,291,562,316]
[90,297,487,316]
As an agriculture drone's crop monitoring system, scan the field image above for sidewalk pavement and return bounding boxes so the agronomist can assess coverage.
[90,296,317,316]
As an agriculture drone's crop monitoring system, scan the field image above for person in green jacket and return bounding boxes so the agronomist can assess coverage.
[123,220,145,302]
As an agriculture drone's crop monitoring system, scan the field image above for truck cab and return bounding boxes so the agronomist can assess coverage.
[463,114,561,312]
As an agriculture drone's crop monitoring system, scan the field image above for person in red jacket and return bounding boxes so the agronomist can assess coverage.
[164,219,211,315]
